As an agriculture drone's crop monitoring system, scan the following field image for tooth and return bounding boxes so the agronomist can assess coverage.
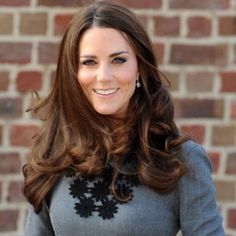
[95,89,117,95]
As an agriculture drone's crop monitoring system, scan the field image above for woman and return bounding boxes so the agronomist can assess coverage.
[23,1,224,235]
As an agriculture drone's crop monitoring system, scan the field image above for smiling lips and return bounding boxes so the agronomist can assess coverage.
[93,88,119,95]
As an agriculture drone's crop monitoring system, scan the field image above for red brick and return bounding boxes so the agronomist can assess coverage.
[169,0,229,9]
[20,13,47,35]
[0,126,2,145]
[170,44,227,65]
[214,180,235,201]
[186,72,214,92]
[16,71,42,92]
[208,152,220,173]
[0,210,18,232]
[219,17,236,36]
[161,71,180,91]
[0,0,29,6]
[0,42,32,64]
[0,97,22,119]
[180,125,205,143]
[154,16,180,36]
[174,99,224,118]
[212,126,236,146]
[54,14,74,35]
[0,71,9,91]
[108,0,162,8]
[228,209,236,229]
[187,16,211,38]
[39,0,162,8]
[226,153,236,174]
[220,72,236,92]
[10,124,38,146]
[38,42,59,64]
[153,43,164,64]
[0,153,21,174]
[38,0,83,7]
[0,13,13,34]
[7,181,25,202]
[231,100,236,118]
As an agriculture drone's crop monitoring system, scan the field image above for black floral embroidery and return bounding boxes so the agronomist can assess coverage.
[69,178,88,198]
[75,197,95,217]
[97,199,118,219]
[67,166,139,220]
[90,181,110,201]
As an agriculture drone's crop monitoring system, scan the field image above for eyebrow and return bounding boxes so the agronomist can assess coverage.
[80,50,129,59]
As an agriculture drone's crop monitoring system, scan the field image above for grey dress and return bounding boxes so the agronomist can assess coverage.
[25,140,224,236]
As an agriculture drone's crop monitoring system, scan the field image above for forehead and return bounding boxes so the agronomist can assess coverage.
[79,27,134,54]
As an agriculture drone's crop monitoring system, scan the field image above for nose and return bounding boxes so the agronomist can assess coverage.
[96,63,112,82]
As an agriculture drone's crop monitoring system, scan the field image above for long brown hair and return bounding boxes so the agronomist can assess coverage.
[23,1,188,213]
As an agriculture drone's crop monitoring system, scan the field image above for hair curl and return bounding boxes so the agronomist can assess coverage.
[23,1,188,213]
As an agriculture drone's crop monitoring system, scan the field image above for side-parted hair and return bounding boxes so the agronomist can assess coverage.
[23,1,188,213]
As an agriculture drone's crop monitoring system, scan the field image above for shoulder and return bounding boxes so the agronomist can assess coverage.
[177,140,215,201]
[181,139,206,157]
[180,140,212,174]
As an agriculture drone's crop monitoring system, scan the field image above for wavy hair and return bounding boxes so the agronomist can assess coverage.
[23,1,188,213]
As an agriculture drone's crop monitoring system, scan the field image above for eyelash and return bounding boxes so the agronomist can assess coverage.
[81,59,96,65]
[112,57,127,64]
[81,57,127,66]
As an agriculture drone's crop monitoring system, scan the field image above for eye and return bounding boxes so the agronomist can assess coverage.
[112,57,127,64]
[81,59,97,66]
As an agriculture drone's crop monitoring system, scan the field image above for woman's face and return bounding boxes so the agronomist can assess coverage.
[77,27,139,116]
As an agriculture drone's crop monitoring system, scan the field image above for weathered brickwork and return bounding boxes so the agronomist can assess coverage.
[0,0,235,235]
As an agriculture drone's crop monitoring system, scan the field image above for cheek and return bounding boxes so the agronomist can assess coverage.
[77,69,95,87]
[117,68,137,87]
[119,60,138,83]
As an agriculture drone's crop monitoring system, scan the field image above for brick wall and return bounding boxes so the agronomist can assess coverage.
[0,0,235,235]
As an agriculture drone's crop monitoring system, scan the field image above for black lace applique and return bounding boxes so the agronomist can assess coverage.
[97,199,118,219]
[75,197,95,217]
[67,166,139,220]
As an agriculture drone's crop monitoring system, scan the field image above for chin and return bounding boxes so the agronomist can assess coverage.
[94,107,122,116]
[96,110,116,115]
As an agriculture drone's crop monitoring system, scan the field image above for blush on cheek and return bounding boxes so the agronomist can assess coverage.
[77,69,95,85]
